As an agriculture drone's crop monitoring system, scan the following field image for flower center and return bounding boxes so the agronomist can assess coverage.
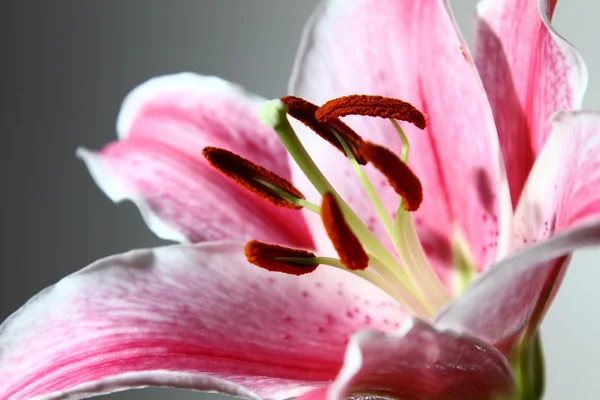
[203,95,451,319]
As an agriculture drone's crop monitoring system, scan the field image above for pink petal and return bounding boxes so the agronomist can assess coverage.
[297,319,515,400]
[513,111,600,249]
[80,73,312,247]
[507,111,600,334]
[289,0,511,286]
[474,0,587,206]
[0,242,406,400]
[435,221,600,354]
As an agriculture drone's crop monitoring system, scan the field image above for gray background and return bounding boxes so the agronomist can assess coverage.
[1,1,598,399]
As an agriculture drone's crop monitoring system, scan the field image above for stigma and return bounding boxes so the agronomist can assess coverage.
[203,94,451,319]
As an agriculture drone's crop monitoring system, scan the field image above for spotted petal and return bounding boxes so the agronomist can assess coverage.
[80,73,313,248]
[290,0,511,286]
[435,221,600,354]
[296,319,515,400]
[513,111,600,248]
[504,111,600,337]
[474,0,587,205]
[0,242,406,400]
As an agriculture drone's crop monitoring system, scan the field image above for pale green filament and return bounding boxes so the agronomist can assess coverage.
[259,101,403,274]
[332,130,427,304]
[391,119,410,163]
[396,212,450,312]
[332,130,394,240]
[391,119,409,227]
[255,179,321,213]
[259,100,447,319]
[390,118,450,313]
[367,254,431,317]
[278,256,428,316]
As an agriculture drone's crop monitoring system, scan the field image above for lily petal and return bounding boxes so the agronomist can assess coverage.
[0,242,406,400]
[513,111,600,248]
[506,111,600,333]
[435,221,600,354]
[80,73,312,247]
[474,0,588,205]
[290,0,511,286]
[297,319,515,400]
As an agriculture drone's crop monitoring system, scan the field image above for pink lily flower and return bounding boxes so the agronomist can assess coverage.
[2,0,600,399]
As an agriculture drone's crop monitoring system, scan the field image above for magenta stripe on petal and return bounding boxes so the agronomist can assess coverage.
[289,0,511,287]
[474,0,587,206]
[0,242,406,399]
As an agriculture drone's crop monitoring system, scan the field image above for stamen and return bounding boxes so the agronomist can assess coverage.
[321,193,369,270]
[244,240,318,275]
[333,131,394,239]
[315,256,431,317]
[258,99,405,272]
[281,96,366,164]
[202,146,305,209]
[395,212,450,311]
[316,95,427,130]
[359,142,423,211]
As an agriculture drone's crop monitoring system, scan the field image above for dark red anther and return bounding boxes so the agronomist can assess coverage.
[244,240,318,275]
[321,193,369,270]
[203,146,305,209]
[281,96,367,164]
[359,142,423,211]
[316,95,427,130]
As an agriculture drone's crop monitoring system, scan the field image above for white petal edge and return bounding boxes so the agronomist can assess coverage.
[30,371,258,400]
[116,73,267,140]
[435,219,600,336]
[76,147,188,243]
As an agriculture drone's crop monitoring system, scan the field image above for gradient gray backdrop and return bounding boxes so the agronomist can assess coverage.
[1,1,599,399]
